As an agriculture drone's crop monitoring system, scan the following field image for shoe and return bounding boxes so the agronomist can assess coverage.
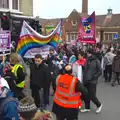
[96,104,102,114]
[111,84,115,87]
[80,109,90,113]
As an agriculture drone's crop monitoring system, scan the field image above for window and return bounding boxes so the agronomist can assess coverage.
[0,0,9,9]
[104,33,109,41]
[109,33,113,41]
[68,33,71,42]
[104,32,118,41]
[12,0,18,10]
[70,32,78,41]
[71,33,74,40]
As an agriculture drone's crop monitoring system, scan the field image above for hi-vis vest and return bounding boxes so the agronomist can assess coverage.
[54,74,81,109]
[12,64,25,88]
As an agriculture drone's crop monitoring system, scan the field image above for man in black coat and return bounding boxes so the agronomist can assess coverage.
[30,54,50,109]
[81,49,102,114]
[46,47,59,94]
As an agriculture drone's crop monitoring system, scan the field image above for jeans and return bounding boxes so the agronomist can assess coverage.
[31,84,49,108]
[39,88,49,110]
[84,83,101,109]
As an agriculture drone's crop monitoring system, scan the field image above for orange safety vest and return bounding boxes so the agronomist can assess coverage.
[54,74,82,109]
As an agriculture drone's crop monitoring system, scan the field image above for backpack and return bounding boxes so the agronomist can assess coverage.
[0,97,18,119]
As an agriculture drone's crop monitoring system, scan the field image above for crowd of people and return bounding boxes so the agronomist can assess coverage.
[0,42,120,120]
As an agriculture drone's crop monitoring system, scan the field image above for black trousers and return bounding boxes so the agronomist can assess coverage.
[50,73,57,93]
[31,84,49,108]
[84,83,101,109]
[104,65,112,82]
[112,72,120,85]
[52,103,78,120]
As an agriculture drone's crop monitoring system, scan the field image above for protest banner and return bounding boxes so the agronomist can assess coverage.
[16,21,62,57]
[24,45,53,58]
[0,30,11,56]
[77,12,96,44]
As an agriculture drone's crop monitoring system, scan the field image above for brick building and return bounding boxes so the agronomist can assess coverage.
[0,0,33,16]
[0,0,34,41]
[40,0,120,43]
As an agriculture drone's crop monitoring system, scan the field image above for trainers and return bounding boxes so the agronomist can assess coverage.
[80,109,90,113]
[96,104,102,114]
[111,84,115,87]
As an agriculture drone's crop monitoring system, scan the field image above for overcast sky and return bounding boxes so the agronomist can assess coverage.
[33,0,119,18]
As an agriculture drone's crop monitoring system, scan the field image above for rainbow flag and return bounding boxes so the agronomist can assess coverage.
[16,21,62,56]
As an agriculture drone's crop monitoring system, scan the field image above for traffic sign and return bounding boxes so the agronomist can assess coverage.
[114,33,118,39]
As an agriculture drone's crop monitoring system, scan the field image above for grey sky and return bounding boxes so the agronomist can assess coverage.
[33,0,119,18]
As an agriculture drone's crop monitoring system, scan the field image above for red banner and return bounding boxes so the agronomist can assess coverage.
[77,12,96,44]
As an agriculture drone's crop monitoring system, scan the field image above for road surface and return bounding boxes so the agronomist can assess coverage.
[24,66,120,120]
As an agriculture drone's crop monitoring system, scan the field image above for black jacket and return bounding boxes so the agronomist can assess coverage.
[30,62,50,89]
[112,55,120,73]
[4,71,24,98]
[83,55,102,84]
[46,54,56,72]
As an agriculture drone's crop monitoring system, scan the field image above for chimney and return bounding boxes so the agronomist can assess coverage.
[82,0,88,14]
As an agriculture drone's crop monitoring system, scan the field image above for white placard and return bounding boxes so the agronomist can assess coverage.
[24,45,52,58]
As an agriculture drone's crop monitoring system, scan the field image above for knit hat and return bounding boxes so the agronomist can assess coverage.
[18,96,37,119]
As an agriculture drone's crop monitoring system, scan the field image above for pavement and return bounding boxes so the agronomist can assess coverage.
[24,66,120,120]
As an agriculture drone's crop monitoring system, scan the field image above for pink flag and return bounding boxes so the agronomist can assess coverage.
[77,12,96,44]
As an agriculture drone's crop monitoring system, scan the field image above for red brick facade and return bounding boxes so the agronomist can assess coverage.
[39,1,120,43]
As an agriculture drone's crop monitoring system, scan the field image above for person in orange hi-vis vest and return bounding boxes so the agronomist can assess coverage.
[52,65,88,120]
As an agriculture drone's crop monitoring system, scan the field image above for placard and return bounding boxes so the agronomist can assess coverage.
[0,30,11,56]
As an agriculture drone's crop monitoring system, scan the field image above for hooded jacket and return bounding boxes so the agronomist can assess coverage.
[104,52,116,67]
[112,55,120,72]
[83,55,102,84]
[0,86,19,120]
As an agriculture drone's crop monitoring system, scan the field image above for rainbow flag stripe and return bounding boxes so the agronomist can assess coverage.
[16,21,61,56]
